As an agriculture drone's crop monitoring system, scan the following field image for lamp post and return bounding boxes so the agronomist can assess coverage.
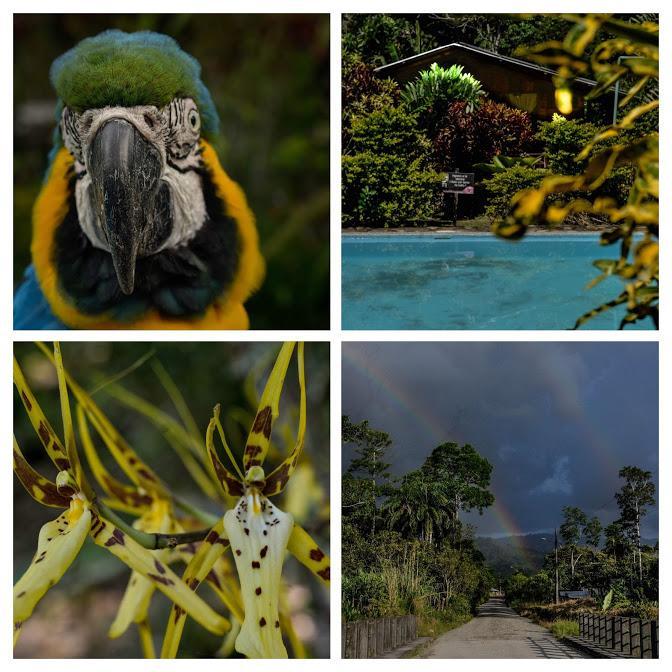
[555,528,560,605]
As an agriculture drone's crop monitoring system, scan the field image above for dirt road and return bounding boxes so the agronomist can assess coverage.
[421,597,587,659]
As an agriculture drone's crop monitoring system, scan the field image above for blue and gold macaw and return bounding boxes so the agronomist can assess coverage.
[14,30,264,329]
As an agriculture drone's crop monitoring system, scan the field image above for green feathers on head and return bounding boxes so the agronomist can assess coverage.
[50,29,219,136]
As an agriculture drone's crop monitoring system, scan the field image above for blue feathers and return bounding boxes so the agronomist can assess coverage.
[13,266,68,330]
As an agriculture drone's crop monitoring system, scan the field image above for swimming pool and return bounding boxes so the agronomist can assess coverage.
[342,234,654,330]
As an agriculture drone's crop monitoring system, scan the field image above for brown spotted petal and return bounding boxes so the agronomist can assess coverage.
[161,519,235,658]
[108,500,175,639]
[13,356,71,473]
[89,513,230,638]
[287,523,330,585]
[263,344,306,497]
[13,437,70,509]
[14,498,92,645]
[243,342,295,471]
[224,494,293,658]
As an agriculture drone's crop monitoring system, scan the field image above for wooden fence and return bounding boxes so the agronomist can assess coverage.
[342,615,418,658]
[578,613,658,658]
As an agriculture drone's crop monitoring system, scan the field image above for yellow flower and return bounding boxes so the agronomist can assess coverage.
[13,344,230,646]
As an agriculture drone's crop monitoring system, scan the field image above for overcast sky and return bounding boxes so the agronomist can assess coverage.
[342,342,658,538]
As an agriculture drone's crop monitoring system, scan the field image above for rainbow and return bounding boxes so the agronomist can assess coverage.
[342,346,535,565]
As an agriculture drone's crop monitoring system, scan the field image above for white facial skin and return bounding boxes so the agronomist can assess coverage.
[60,98,207,255]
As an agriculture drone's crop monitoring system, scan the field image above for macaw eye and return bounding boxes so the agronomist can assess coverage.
[188,109,200,132]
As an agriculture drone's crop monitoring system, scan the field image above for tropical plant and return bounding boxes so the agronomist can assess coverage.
[402,63,485,114]
[431,100,534,170]
[473,155,543,176]
[14,342,329,658]
[492,14,659,329]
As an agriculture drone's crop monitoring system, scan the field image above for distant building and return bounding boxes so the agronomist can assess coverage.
[374,42,600,119]
[559,589,592,600]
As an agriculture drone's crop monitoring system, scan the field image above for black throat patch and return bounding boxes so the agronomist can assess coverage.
[53,164,241,321]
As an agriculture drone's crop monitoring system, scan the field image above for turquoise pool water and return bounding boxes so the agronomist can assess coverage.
[342,234,653,330]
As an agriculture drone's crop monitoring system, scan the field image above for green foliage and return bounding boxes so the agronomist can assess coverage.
[602,588,614,611]
[536,117,601,175]
[505,570,554,606]
[432,100,534,171]
[493,13,659,330]
[473,155,542,176]
[401,63,485,114]
[342,14,437,67]
[482,166,546,220]
[342,105,442,227]
[342,417,495,624]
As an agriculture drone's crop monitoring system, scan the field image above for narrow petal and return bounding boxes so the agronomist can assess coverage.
[13,355,71,472]
[108,501,174,639]
[13,436,69,508]
[106,383,220,501]
[205,412,244,500]
[14,498,92,640]
[224,495,293,658]
[89,512,230,637]
[243,342,295,471]
[53,342,86,492]
[35,342,166,496]
[77,405,152,514]
[137,618,156,658]
[263,343,306,497]
[161,520,231,658]
[287,523,330,585]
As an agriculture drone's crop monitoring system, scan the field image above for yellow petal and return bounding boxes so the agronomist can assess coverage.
[13,436,69,508]
[89,513,230,637]
[224,494,293,658]
[76,405,153,514]
[205,411,245,500]
[287,523,330,585]
[263,343,306,497]
[137,618,156,658]
[108,501,174,639]
[53,343,86,492]
[14,498,92,640]
[13,356,71,472]
[243,342,295,471]
[161,519,233,658]
[35,342,166,497]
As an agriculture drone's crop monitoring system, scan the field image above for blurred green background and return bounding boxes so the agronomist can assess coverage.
[13,15,330,329]
[14,341,330,658]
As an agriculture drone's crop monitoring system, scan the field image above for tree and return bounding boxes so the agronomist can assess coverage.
[615,466,656,582]
[560,506,587,581]
[343,416,393,535]
[384,468,451,544]
[584,516,603,548]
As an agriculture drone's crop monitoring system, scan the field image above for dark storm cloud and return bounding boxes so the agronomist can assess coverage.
[342,342,658,538]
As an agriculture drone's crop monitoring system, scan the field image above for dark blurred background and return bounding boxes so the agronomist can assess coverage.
[14,15,330,329]
[14,341,330,658]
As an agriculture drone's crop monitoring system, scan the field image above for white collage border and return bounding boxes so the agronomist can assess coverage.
[2,1,666,669]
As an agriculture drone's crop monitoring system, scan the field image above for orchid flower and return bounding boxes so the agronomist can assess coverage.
[160,342,330,659]
[13,343,231,647]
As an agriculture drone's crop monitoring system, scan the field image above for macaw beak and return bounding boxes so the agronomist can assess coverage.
[87,118,163,295]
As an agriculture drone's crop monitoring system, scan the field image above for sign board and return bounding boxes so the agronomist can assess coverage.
[442,172,475,194]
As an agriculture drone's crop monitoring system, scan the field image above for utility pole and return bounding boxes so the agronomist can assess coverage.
[555,528,560,605]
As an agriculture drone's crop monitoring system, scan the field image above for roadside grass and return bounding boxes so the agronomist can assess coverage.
[546,619,580,639]
[403,608,475,658]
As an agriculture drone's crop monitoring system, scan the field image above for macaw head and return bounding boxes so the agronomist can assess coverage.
[50,30,220,295]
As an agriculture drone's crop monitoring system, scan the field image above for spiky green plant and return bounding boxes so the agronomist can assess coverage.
[401,63,485,113]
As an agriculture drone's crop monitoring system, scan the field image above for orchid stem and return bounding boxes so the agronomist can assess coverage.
[96,500,211,549]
